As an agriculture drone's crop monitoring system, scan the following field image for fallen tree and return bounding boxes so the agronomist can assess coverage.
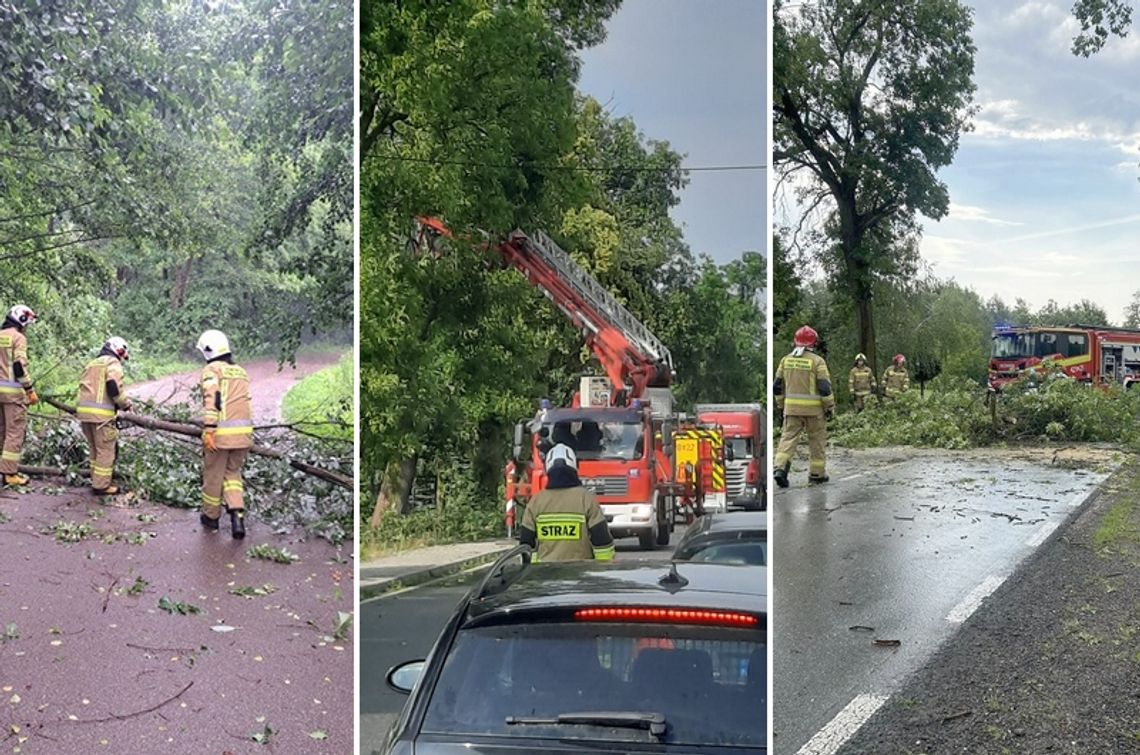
[37,397,352,489]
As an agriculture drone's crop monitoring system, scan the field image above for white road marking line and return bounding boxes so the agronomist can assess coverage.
[946,574,1006,624]
[840,472,865,482]
[1026,520,1061,548]
[796,693,889,755]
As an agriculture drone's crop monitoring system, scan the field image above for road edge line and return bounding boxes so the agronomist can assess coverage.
[795,693,890,755]
[359,547,513,602]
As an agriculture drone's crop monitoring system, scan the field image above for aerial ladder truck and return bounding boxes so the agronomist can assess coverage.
[412,217,719,550]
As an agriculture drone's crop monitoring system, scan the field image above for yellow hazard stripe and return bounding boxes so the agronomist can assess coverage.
[2,451,21,461]
[215,427,253,436]
[223,481,243,491]
[593,544,615,561]
[202,493,221,504]
[785,397,822,407]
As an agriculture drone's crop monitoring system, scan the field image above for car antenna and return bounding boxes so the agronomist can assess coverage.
[658,561,689,593]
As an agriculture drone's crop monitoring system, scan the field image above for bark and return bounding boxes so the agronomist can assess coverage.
[370,456,417,526]
[170,258,193,311]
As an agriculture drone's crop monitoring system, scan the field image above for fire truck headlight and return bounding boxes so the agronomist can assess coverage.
[631,505,652,520]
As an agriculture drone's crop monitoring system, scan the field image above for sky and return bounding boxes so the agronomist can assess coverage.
[897,1,1140,323]
[577,0,767,265]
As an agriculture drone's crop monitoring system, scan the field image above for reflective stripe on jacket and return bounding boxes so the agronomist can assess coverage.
[201,362,253,449]
[77,355,127,422]
[0,328,31,403]
[883,366,909,397]
[774,350,834,417]
[849,366,875,396]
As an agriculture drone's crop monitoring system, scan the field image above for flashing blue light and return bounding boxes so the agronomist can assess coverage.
[539,399,551,410]
[631,399,642,410]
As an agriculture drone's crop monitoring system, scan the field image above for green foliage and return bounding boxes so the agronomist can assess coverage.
[281,352,353,441]
[157,596,202,616]
[368,497,503,552]
[247,544,299,564]
[774,0,977,368]
[48,520,95,543]
[229,584,277,598]
[360,1,764,528]
[828,371,1140,451]
[1072,0,1133,56]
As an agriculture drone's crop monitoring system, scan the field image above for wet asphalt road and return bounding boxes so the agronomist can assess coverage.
[772,448,1112,755]
[358,525,688,754]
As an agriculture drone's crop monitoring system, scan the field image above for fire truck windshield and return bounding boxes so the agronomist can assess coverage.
[543,420,644,461]
[992,330,1088,360]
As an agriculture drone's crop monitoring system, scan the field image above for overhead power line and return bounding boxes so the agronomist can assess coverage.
[372,154,767,173]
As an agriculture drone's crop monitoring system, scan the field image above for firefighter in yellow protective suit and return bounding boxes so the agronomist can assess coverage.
[0,305,38,485]
[76,337,132,494]
[196,330,252,539]
[848,353,876,412]
[773,325,834,488]
[882,354,910,400]
[519,444,615,562]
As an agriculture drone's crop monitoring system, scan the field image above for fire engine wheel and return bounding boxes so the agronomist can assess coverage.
[655,523,670,547]
[638,526,656,551]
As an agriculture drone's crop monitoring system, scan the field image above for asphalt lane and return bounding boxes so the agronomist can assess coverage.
[772,448,1111,755]
[359,524,689,754]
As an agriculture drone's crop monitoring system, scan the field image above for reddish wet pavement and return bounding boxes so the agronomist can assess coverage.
[0,485,353,754]
[127,352,344,425]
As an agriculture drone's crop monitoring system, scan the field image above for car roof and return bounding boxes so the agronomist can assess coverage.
[465,560,766,625]
[690,511,767,536]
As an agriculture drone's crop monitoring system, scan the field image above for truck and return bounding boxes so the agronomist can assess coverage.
[412,218,706,550]
[695,403,765,511]
[989,323,1140,391]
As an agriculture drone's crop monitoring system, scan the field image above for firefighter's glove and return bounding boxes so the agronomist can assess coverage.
[203,428,218,452]
[25,389,38,406]
[825,408,834,422]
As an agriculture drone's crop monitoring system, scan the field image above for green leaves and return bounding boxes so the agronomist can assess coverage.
[246,544,300,564]
[157,596,202,616]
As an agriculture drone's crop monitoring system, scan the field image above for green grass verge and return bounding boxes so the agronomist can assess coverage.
[281,352,353,441]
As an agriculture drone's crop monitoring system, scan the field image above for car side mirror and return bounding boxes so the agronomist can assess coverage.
[725,444,735,462]
[386,660,426,694]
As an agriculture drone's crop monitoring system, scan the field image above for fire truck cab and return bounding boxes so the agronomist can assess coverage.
[695,403,766,511]
[989,323,1140,390]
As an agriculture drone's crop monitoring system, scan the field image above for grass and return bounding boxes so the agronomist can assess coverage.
[1093,497,1140,553]
[281,351,352,441]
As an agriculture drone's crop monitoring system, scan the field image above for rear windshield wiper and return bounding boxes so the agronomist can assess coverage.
[506,710,667,739]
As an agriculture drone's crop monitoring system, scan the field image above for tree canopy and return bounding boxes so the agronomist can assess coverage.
[773,0,976,378]
[360,0,765,532]
[2,0,352,384]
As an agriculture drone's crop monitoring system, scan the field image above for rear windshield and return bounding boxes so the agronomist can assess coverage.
[422,623,765,747]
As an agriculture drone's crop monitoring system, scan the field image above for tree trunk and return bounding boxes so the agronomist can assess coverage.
[370,456,417,526]
[855,294,877,380]
[170,258,194,311]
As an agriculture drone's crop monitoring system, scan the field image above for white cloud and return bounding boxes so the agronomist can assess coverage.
[921,235,970,265]
[947,202,1024,226]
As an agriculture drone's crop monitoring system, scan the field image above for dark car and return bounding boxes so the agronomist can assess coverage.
[672,511,766,566]
[381,547,766,754]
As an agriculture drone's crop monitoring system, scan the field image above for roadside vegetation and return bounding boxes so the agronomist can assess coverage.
[281,352,354,442]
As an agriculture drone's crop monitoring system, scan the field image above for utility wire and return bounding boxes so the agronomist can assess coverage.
[373,154,767,172]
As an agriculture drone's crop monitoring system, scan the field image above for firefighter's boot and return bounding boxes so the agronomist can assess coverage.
[93,484,122,496]
[199,513,219,531]
[3,473,28,487]
[229,508,246,540]
[808,474,830,485]
[774,464,790,489]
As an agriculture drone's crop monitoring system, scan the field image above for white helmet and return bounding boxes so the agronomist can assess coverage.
[544,443,577,471]
[196,329,231,360]
[104,336,129,361]
[7,305,36,328]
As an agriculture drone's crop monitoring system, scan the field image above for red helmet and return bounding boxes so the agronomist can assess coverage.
[894,354,906,365]
[793,326,818,348]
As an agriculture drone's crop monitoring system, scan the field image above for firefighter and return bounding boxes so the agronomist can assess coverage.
[0,305,37,486]
[76,337,132,494]
[518,443,615,562]
[773,325,834,488]
[848,353,876,412]
[882,354,910,400]
[196,329,252,539]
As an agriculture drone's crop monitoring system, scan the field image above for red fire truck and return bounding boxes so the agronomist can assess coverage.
[412,218,702,550]
[989,323,1140,390]
[695,403,765,511]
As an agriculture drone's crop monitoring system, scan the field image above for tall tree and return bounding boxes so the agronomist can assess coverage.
[773,0,976,378]
[1071,0,1133,56]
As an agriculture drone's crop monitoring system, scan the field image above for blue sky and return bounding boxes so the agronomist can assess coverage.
[577,0,767,265]
[903,1,1140,322]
